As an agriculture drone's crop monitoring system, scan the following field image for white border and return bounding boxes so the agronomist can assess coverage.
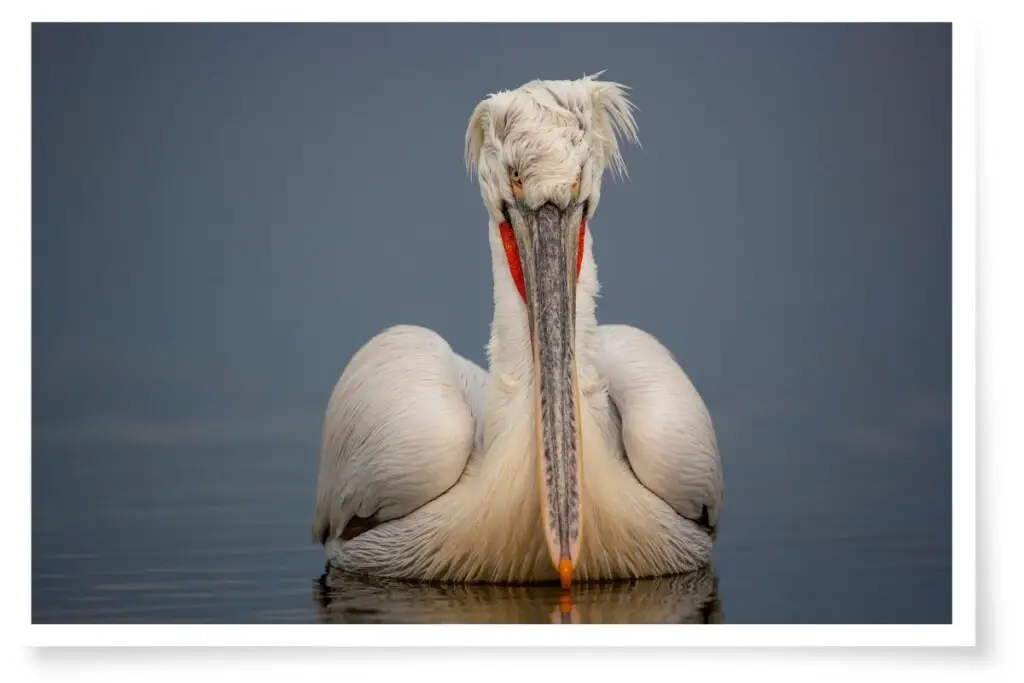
[11,1,977,652]
[949,12,976,641]
[15,0,972,23]
[26,623,972,648]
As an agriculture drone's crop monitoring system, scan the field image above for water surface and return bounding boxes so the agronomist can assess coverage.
[31,427,951,624]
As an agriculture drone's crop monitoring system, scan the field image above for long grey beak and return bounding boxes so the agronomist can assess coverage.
[512,202,584,588]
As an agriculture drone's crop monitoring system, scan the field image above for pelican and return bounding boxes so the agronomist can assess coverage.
[312,74,722,587]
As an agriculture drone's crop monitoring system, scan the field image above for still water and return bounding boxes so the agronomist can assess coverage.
[32,415,951,624]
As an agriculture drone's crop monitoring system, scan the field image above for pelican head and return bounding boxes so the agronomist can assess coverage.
[464,74,639,587]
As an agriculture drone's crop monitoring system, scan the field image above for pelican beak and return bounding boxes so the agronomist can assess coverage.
[512,202,584,589]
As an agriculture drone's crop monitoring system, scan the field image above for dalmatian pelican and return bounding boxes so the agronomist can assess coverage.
[312,74,722,588]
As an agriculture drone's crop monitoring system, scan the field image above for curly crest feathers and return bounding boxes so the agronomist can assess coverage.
[464,72,639,182]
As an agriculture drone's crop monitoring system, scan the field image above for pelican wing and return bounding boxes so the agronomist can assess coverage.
[596,324,723,530]
[312,325,486,544]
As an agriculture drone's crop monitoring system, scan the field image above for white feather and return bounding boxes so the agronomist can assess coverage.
[313,74,722,583]
[312,325,480,543]
[596,324,723,528]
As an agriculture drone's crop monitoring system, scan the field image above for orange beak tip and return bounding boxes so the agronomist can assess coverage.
[559,557,574,590]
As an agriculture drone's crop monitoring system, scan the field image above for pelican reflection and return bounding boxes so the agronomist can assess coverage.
[313,564,722,624]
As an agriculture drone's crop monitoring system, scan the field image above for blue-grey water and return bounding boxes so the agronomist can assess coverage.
[32,23,952,624]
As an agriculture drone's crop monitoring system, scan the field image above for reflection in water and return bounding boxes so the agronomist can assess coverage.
[313,564,723,624]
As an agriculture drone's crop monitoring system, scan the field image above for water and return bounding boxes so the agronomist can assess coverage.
[32,411,951,624]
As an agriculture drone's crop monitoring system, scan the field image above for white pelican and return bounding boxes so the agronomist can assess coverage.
[313,74,722,587]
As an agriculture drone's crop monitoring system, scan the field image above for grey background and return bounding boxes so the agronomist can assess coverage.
[33,23,952,623]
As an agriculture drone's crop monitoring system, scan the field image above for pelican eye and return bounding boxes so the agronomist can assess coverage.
[508,167,525,199]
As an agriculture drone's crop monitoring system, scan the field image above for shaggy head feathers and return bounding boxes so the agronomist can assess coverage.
[464,73,639,220]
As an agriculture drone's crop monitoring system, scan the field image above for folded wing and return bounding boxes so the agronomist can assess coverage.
[312,325,486,544]
[596,324,723,531]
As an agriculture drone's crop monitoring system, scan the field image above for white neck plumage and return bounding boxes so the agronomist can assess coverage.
[484,218,602,388]
[479,217,607,454]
